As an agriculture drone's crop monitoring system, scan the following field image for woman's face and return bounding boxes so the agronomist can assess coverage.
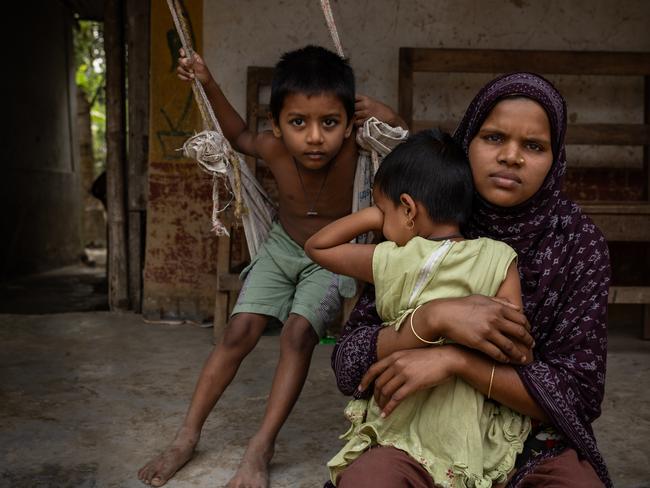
[468,98,553,208]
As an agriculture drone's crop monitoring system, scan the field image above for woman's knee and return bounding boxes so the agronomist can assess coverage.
[280,315,319,352]
[518,449,604,488]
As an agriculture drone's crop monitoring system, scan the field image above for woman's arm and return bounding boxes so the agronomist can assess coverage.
[304,206,383,283]
[362,345,548,421]
[376,262,533,363]
[333,291,535,396]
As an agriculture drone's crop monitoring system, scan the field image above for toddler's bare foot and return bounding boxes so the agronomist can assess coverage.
[226,437,274,488]
[137,427,199,486]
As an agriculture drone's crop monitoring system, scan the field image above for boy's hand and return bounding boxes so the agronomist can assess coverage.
[354,95,407,129]
[176,48,212,86]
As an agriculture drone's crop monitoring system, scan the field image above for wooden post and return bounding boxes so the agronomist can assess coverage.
[126,0,150,313]
[104,0,130,310]
[398,48,414,130]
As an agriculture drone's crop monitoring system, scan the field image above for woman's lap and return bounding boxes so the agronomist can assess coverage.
[333,446,603,488]
[336,446,434,488]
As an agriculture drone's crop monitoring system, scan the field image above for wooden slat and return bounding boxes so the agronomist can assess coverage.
[217,272,241,291]
[643,76,650,200]
[412,120,650,146]
[581,203,650,241]
[608,286,650,304]
[406,48,650,76]
[580,202,650,215]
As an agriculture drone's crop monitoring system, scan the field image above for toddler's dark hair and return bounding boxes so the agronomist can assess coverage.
[374,129,473,226]
[270,45,355,123]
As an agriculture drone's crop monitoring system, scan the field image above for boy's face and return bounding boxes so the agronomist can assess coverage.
[271,92,353,170]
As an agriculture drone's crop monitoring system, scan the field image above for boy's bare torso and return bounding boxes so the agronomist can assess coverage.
[258,130,359,246]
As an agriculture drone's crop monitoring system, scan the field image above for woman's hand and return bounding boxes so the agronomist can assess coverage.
[429,295,534,364]
[359,346,461,417]
[176,48,212,86]
[354,94,408,129]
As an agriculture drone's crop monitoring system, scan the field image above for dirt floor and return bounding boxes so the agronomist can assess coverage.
[0,265,649,487]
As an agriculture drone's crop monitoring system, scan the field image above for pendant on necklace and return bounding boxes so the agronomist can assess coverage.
[307,211,318,217]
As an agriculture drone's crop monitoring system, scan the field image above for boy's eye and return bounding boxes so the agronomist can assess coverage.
[290,118,305,127]
[323,118,338,128]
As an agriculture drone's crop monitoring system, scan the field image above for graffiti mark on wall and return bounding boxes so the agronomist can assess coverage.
[156,0,198,160]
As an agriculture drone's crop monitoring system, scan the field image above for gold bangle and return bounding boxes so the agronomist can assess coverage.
[409,304,445,345]
[487,363,496,400]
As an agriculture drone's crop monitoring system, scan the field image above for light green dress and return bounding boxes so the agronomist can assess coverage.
[328,237,531,487]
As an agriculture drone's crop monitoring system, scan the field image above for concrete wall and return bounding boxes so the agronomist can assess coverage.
[205,1,649,126]
[2,2,82,278]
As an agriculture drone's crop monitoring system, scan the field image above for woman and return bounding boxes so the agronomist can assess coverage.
[329,73,611,487]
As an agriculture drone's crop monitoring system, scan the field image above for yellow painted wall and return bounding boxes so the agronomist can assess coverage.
[143,0,218,322]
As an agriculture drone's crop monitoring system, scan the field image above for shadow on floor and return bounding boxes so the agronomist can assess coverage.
[0,258,108,314]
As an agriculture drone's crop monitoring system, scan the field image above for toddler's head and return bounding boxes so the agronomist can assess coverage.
[373,129,473,245]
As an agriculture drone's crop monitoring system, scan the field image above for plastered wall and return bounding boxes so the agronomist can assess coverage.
[205,1,649,120]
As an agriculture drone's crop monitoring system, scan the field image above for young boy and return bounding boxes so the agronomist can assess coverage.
[137,46,404,488]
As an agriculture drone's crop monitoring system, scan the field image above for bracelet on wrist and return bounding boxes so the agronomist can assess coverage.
[409,304,445,346]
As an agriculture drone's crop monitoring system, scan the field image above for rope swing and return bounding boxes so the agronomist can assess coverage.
[166,0,276,257]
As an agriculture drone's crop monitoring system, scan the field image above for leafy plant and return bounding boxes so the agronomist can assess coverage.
[74,20,106,175]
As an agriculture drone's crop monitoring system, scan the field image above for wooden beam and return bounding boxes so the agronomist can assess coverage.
[126,0,150,313]
[405,48,650,76]
[608,286,650,304]
[104,0,130,310]
[581,203,650,242]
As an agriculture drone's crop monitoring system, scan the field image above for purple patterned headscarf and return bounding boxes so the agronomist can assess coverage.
[454,73,611,486]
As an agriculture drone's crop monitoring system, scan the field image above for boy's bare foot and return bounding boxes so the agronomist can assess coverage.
[226,437,275,488]
[137,427,199,486]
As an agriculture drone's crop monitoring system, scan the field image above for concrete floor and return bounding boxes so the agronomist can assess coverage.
[1,266,649,487]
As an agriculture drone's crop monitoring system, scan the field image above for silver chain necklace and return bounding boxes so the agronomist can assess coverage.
[293,158,332,217]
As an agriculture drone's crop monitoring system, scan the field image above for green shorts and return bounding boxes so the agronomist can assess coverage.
[231,222,342,337]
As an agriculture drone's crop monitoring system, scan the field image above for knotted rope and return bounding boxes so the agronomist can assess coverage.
[167,0,247,237]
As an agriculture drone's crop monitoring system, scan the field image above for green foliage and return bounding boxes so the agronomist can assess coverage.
[74,20,106,174]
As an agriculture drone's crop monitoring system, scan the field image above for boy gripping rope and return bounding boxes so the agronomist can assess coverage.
[138,46,405,488]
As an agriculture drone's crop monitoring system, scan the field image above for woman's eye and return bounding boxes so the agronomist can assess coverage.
[290,118,304,127]
[484,134,502,143]
[323,118,338,128]
[526,142,543,152]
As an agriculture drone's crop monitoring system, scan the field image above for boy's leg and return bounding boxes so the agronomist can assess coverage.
[227,313,319,488]
[138,312,269,487]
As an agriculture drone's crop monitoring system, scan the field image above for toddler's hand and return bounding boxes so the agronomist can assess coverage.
[176,48,212,86]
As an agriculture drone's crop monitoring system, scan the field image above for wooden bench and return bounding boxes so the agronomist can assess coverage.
[397,48,650,338]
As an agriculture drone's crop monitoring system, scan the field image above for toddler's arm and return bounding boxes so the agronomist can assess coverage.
[177,49,277,159]
[304,206,383,283]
